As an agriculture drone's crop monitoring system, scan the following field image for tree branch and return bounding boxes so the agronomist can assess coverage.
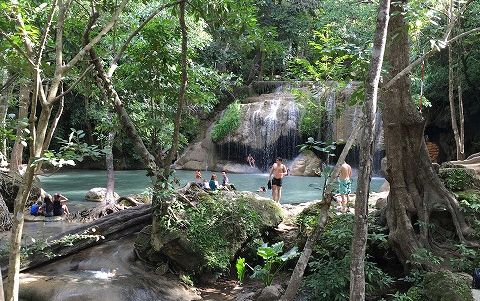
[107,0,182,77]
[63,0,129,72]
[53,64,93,100]
[36,0,59,65]
[383,26,480,91]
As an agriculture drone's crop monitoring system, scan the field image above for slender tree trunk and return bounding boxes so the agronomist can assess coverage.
[281,119,362,301]
[105,130,116,204]
[383,0,471,266]
[0,70,9,163]
[458,80,464,159]
[5,164,35,301]
[0,267,4,301]
[349,1,390,299]
[448,0,463,160]
[162,0,187,179]
[9,85,30,172]
[258,50,265,80]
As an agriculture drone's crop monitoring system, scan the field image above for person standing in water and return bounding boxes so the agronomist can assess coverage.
[269,157,288,203]
[338,162,352,212]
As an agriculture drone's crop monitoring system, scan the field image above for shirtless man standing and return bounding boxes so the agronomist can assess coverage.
[338,162,352,212]
[269,157,288,203]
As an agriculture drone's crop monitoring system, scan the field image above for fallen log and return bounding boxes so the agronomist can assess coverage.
[1,204,152,274]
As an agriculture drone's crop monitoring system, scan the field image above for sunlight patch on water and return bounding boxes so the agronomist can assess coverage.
[86,268,117,280]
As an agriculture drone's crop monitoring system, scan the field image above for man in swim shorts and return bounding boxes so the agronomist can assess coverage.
[269,157,288,203]
[338,161,352,212]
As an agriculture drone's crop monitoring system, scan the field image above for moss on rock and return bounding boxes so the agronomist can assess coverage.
[423,270,473,301]
[439,168,477,191]
[143,190,284,276]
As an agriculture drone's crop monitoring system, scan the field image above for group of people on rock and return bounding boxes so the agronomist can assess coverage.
[30,191,70,217]
[194,170,235,191]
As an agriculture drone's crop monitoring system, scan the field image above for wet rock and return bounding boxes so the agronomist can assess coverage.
[289,151,321,176]
[85,187,119,202]
[375,198,387,210]
[423,270,473,301]
[256,285,284,301]
[0,171,41,211]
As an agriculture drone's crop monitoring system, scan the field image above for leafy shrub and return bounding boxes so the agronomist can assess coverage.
[186,196,261,271]
[303,214,392,301]
[251,241,299,286]
[211,101,242,142]
[438,168,476,191]
[457,191,480,213]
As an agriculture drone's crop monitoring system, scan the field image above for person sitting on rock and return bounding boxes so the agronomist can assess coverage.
[43,194,54,217]
[53,193,70,216]
[220,171,234,190]
[209,173,219,191]
[203,179,210,190]
[247,154,256,168]
[194,170,203,185]
[30,200,43,216]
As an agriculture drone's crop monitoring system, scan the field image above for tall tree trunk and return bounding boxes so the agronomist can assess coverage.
[0,70,9,163]
[383,0,471,266]
[350,0,390,299]
[105,130,116,204]
[9,85,30,173]
[448,0,464,161]
[458,80,464,159]
[281,119,362,301]
[162,0,187,179]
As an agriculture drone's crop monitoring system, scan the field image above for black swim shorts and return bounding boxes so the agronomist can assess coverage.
[272,177,282,187]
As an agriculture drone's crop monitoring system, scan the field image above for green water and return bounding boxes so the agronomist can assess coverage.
[39,169,384,211]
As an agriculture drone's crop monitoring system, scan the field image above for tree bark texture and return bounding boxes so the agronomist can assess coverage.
[0,70,9,162]
[383,0,471,266]
[350,0,390,299]
[448,41,463,160]
[9,85,30,172]
[105,130,116,204]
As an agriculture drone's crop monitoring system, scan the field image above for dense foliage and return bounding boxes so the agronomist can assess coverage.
[296,207,393,300]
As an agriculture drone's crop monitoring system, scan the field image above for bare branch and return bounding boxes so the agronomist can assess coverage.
[43,89,65,153]
[36,0,59,65]
[107,0,182,77]
[53,64,93,101]
[63,0,130,72]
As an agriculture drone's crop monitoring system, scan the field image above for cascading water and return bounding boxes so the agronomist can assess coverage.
[216,93,301,171]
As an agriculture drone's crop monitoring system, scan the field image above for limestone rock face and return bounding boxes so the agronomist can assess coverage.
[175,92,301,172]
[85,188,120,202]
[289,151,321,176]
[175,82,385,173]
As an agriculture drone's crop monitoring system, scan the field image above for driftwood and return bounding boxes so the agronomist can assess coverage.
[1,204,152,274]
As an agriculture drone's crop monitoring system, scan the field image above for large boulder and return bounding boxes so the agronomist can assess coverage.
[0,171,41,211]
[289,151,321,176]
[136,190,284,276]
[423,270,473,301]
[85,188,120,202]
